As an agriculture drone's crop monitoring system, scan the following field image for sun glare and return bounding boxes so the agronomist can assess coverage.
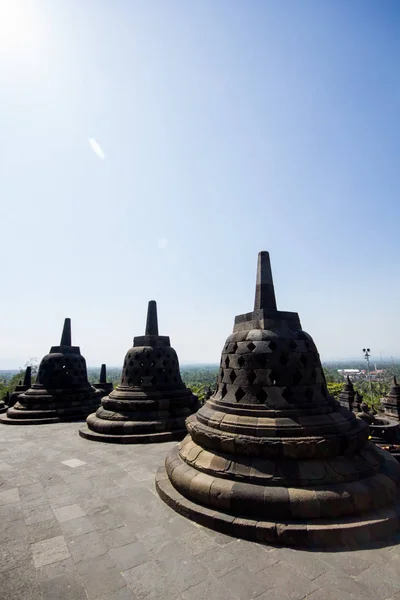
[0,0,36,50]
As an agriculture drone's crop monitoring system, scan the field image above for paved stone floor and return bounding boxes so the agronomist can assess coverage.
[1,423,400,600]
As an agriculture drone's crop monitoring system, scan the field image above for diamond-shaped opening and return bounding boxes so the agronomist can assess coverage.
[292,371,302,385]
[229,370,237,382]
[221,384,227,398]
[247,342,256,352]
[225,356,230,368]
[235,387,245,402]
[300,355,307,366]
[256,389,268,403]
[289,341,297,350]
[238,356,245,367]
[279,353,289,366]
[232,342,238,353]
[247,372,257,385]
[269,341,277,351]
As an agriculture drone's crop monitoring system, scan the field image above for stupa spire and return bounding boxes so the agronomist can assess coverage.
[23,367,32,388]
[254,251,277,311]
[145,301,159,336]
[100,364,107,384]
[60,318,72,346]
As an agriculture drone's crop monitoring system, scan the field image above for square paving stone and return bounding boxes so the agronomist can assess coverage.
[38,573,87,600]
[67,530,109,563]
[23,505,55,525]
[354,556,400,600]
[61,515,98,537]
[182,576,235,600]
[36,557,78,582]
[96,587,139,600]
[99,526,138,549]
[273,547,332,580]
[0,561,40,600]
[196,544,242,577]
[0,539,31,572]
[77,553,126,599]
[179,527,220,556]
[109,541,149,571]
[32,534,71,568]
[27,518,63,544]
[54,503,86,522]
[0,487,20,505]
[224,539,279,573]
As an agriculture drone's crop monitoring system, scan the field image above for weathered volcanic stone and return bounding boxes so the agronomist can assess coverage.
[156,251,400,548]
[6,367,32,409]
[93,364,114,397]
[339,376,356,412]
[79,301,200,443]
[381,377,400,420]
[0,319,102,425]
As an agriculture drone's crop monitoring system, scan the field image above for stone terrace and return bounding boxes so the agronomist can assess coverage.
[1,422,400,600]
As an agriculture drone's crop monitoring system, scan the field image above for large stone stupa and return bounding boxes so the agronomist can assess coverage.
[79,301,200,443]
[156,251,400,548]
[0,319,102,424]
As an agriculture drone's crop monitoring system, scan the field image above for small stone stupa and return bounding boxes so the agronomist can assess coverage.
[156,251,400,548]
[339,376,356,412]
[7,367,32,409]
[381,377,400,421]
[79,301,200,443]
[93,364,113,397]
[0,319,102,424]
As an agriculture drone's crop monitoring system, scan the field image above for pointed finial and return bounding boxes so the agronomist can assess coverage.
[347,375,352,385]
[60,318,72,346]
[100,364,107,383]
[254,251,277,311]
[145,301,159,336]
[23,366,32,387]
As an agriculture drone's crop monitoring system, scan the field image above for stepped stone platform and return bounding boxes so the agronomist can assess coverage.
[80,301,199,444]
[1,421,400,600]
[0,320,102,425]
[156,251,400,548]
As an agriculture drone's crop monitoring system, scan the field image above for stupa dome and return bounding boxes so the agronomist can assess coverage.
[80,301,200,443]
[156,251,400,548]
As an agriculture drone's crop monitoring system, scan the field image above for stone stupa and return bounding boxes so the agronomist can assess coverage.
[380,377,400,421]
[0,319,102,424]
[338,376,356,412]
[93,364,114,397]
[79,301,200,443]
[7,367,32,408]
[0,393,9,414]
[156,251,400,548]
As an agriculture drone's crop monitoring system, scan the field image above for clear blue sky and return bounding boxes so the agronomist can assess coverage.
[1,0,399,368]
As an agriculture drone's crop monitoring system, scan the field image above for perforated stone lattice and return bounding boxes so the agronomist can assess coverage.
[213,329,327,406]
[120,347,183,388]
[37,354,89,388]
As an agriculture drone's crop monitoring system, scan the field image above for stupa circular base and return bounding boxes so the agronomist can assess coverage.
[155,465,400,549]
[79,424,187,444]
[0,406,8,414]
[0,412,86,425]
